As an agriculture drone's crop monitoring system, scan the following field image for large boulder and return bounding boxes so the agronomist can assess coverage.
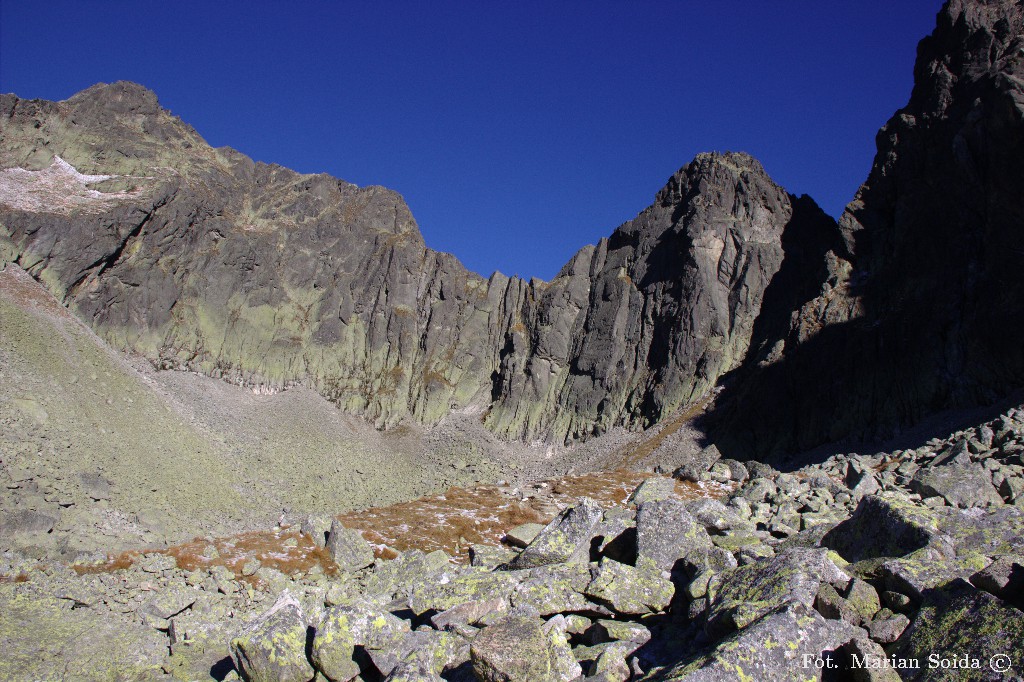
[584,558,675,615]
[408,567,520,616]
[300,515,333,548]
[705,548,848,638]
[627,477,676,506]
[311,603,410,681]
[368,629,468,679]
[326,519,375,572]
[910,462,1004,508]
[889,579,1024,680]
[821,495,939,562]
[470,615,581,682]
[510,561,594,616]
[229,592,314,682]
[506,498,603,569]
[673,445,722,482]
[656,602,858,681]
[635,499,712,571]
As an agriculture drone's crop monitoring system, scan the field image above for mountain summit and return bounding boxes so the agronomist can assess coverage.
[0,90,838,446]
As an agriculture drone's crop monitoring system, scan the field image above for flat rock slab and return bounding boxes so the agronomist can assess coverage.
[627,477,676,506]
[910,462,1003,508]
[584,559,675,615]
[504,523,545,549]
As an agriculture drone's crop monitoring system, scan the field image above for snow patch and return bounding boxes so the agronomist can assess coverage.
[0,155,146,215]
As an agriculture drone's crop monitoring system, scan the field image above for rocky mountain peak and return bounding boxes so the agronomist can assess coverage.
[3,0,1024,457]
[0,80,822,445]
[64,80,162,115]
[709,0,1024,459]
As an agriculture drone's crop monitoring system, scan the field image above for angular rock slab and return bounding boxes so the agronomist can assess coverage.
[627,476,676,506]
[311,603,410,682]
[507,498,603,569]
[636,498,712,572]
[369,629,468,678]
[705,548,847,638]
[656,602,858,681]
[470,615,581,682]
[326,519,375,573]
[673,445,722,483]
[889,579,1024,681]
[584,558,675,615]
[229,591,314,682]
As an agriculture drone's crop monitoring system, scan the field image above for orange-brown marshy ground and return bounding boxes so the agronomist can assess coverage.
[74,470,728,580]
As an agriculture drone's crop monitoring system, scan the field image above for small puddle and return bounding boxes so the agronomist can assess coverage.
[72,470,729,578]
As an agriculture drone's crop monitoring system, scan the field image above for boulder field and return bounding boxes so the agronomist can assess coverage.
[1,404,1022,680]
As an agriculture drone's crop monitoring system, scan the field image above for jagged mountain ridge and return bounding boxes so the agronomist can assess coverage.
[3,0,1023,456]
[0,84,833,445]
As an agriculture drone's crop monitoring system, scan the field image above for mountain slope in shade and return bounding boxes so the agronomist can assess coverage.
[709,0,1024,459]
[0,84,836,445]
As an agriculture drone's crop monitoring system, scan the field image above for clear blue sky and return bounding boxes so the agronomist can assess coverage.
[1,1,945,280]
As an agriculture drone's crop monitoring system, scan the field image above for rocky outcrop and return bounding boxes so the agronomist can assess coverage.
[0,80,834,445]
[710,0,1024,458]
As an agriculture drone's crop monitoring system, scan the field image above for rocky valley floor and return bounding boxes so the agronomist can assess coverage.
[1,380,1023,680]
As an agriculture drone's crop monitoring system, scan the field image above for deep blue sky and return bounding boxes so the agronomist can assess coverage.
[2,1,945,280]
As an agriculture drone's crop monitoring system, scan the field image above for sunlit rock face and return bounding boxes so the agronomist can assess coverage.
[3,0,1022,454]
[1,82,830,444]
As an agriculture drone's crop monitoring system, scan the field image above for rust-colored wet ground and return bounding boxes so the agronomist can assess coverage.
[72,470,728,579]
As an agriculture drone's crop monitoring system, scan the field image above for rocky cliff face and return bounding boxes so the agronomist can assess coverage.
[3,0,1022,454]
[707,0,1024,458]
[0,83,832,444]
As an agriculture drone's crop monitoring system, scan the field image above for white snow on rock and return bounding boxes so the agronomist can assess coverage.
[0,156,144,215]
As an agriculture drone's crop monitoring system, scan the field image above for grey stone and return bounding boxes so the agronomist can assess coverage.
[470,615,580,682]
[627,476,676,506]
[312,603,411,681]
[326,519,375,572]
[503,523,545,549]
[889,579,1024,680]
[507,498,603,569]
[717,459,749,483]
[867,613,909,644]
[469,544,517,569]
[673,445,721,483]
[583,558,675,615]
[705,548,848,638]
[229,592,314,682]
[685,498,750,533]
[656,603,858,681]
[635,498,711,571]
[910,462,1004,508]
[299,515,332,548]
[822,495,939,562]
